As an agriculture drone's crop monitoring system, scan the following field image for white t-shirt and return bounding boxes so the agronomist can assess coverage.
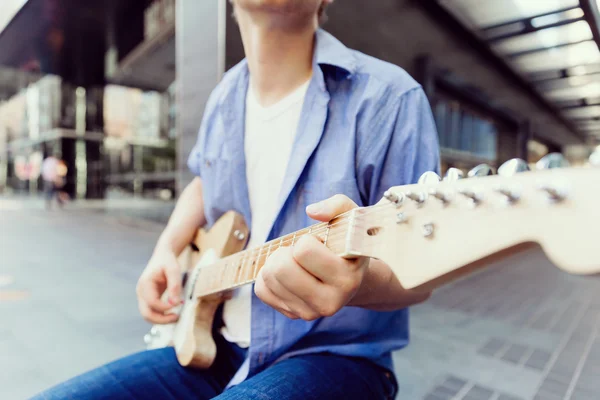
[220,78,311,348]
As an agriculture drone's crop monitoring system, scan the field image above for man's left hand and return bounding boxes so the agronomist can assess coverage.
[255,195,368,320]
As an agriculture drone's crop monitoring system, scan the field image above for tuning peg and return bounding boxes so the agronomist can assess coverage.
[418,171,441,185]
[444,168,464,181]
[589,150,600,167]
[497,158,530,177]
[468,164,494,178]
[384,190,404,207]
[536,153,570,170]
[405,191,426,204]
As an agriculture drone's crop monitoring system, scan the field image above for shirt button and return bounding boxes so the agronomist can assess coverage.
[205,160,211,167]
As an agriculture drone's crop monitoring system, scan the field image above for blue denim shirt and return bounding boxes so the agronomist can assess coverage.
[187,29,440,385]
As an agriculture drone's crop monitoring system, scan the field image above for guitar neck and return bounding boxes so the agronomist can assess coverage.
[192,211,359,298]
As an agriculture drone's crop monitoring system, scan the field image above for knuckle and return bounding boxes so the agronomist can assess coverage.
[339,276,361,294]
[292,237,315,261]
[299,310,320,321]
[319,303,339,317]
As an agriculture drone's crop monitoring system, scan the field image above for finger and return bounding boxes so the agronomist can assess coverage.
[305,194,358,222]
[292,235,356,285]
[139,281,173,313]
[274,254,334,315]
[164,262,183,305]
[254,272,299,319]
[261,262,321,321]
[139,302,179,324]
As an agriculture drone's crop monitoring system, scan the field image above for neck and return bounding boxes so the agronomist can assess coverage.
[236,10,316,107]
[190,210,360,298]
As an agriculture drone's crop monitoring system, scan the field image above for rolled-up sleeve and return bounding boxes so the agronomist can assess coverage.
[357,86,440,206]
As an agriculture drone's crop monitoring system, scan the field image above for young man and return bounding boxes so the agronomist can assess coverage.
[35,1,440,398]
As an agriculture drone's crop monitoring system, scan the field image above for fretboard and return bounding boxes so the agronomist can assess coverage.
[192,215,355,298]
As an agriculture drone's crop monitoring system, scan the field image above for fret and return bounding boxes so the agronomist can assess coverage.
[324,225,331,247]
[240,253,248,282]
[291,232,297,246]
[251,249,259,279]
[278,237,284,249]
[234,259,242,284]
[266,242,273,259]
[219,261,227,286]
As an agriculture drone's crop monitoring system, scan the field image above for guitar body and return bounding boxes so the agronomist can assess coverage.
[144,211,249,368]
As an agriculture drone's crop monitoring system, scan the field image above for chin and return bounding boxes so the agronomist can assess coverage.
[236,0,321,13]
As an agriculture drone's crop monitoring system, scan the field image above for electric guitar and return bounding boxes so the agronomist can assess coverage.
[144,153,600,368]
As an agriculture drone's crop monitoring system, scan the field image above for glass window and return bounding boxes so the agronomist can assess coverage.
[563,105,600,118]
[510,41,600,72]
[439,0,580,28]
[545,82,600,101]
[492,21,592,55]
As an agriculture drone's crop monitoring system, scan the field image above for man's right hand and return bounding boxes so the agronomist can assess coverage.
[136,245,183,324]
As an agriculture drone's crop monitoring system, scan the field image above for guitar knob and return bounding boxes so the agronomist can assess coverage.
[467,164,494,178]
[498,158,529,177]
[536,153,570,170]
[144,333,153,345]
[589,150,600,167]
[444,168,464,181]
[418,171,441,185]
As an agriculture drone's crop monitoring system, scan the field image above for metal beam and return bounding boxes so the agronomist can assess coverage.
[558,99,600,110]
[483,6,583,42]
[419,0,583,140]
[528,64,600,82]
[580,0,600,52]
[506,39,593,59]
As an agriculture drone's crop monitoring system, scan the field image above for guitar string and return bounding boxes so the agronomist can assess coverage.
[203,200,396,273]
[195,203,402,293]
[198,201,398,283]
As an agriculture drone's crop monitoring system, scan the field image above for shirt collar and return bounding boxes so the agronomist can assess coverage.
[314,29,356,75]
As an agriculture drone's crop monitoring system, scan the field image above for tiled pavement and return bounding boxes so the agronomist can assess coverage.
[1,207,599,399]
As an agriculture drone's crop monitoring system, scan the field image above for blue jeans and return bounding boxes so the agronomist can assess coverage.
[33,334,396,399]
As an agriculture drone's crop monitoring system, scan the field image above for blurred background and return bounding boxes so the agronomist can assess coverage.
[1,1,599,399]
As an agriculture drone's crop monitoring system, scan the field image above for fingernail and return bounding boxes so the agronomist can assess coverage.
[306,202,323,215]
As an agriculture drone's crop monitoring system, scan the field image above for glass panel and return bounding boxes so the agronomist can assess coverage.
[511,41,600,72]
[530,8,584,27]
[439,0,580,28]
[546,82,600,100]
[563,105,600,118]
[493,21,592,55]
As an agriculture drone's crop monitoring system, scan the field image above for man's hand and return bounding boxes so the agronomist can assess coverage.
[255,195,369,320]
[136,246,183,324]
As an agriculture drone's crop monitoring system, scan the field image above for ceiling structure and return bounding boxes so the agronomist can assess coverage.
[437,0,600,142]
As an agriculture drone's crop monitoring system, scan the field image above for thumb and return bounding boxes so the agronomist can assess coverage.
[164,261,183,305]
[306,194,358,222]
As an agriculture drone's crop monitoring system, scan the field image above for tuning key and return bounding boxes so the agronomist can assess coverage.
[444,168,464,181]
[384,190,404,207]
[418,171,442,185]
[590,151,600,167]
[406,191,426,204]
[459,190,482,206]
[468,164,494,178]
[540,186,567,202]
[429,188,450,205]
[498,159,529,177]
[536,153,570,170]
[495,188,520,204]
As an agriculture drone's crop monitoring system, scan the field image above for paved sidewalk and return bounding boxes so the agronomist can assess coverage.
[1,207,599,399]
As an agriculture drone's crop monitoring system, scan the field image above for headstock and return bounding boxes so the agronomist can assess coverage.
[348,153,600,291]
